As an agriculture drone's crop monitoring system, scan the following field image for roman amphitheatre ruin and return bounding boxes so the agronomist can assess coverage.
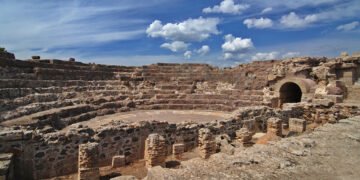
[1,49,360,180]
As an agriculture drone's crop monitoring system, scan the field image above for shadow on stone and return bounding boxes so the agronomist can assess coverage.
[165,160,181,169]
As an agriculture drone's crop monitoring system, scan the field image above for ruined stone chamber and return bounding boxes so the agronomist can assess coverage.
[0,51,360,179]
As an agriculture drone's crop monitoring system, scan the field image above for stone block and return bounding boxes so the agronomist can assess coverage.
[112,155,126,168]
[289,118,306,133]
[172,143,185,155]
[198,128,217,159]
[235,128,252,144]
[312,98,334,107]
[78,143,100,180]
[145,134,166,167]
[110,175,138,180]
[78,167,100,180]
[267,118,282,137]
[0,153,14,180]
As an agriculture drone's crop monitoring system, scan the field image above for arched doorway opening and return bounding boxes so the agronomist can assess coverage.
[279,82,302,105]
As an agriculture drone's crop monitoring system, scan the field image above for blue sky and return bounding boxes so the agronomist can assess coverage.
[0,0,359,66]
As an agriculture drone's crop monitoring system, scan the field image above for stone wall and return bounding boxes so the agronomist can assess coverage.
[0,102,359,179]
[0,105,284,179]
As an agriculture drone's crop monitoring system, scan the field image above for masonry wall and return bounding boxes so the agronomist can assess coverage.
[0,105,281,179]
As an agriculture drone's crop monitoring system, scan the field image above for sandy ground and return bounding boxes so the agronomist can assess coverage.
[69,110,231,130]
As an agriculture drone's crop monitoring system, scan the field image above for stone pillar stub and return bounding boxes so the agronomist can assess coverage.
[78,143,100,180]
[198,128,217,159]
[173,143,185,156]
[267,118,282,137]
[144,133,166,168]
[236,127,252,144]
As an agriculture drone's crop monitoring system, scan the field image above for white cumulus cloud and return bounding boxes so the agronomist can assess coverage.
[282,52,300,58]
[146,17,220,42]
[196,45,210,55]
[203,0,250,15]
[160,41,189,52]
[222,34,254,53]
[251,52,279,61]
[243,17,273,29]
[336,21,359,31]
[280,12,318,28]
[184,51,192,59]
[222,34,254,60]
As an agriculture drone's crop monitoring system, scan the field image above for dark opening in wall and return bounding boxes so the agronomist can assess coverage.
[279,82,302,105]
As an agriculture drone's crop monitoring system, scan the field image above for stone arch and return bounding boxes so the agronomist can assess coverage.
[274,78,316,106]
[279,82,302,104]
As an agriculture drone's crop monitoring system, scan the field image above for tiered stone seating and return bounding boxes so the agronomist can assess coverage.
[0,58,273,129]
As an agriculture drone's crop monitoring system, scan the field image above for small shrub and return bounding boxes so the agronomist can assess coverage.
[0,47,5,52]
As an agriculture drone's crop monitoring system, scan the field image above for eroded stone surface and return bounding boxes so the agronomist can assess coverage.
[0,52,360,179]
[144,134,166,167]
[146,116,360,180]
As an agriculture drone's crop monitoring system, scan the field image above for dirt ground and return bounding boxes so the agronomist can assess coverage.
[65,110,231,130]
[146,116,360,180]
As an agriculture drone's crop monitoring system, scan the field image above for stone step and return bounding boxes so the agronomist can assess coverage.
[0,86,136,99]
[0,99,79,121]
[233,100,263,107]
[0,92,132,121]
[138,103,234,111]
[0,92,77,112]
[149,99,234,106]
[0,104,94,126]
[156,85,193,91]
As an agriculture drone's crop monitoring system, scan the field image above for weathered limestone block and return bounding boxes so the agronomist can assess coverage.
[112,155,126,168]
[0,153,14,180]
[267,118,282,137]
[289,118,306,133]
[198,128,217,159]
[312,98,334,107]
[235,128,252,144]
[172,143,185,156]
[145,134,166,167]
[78,143,100,180]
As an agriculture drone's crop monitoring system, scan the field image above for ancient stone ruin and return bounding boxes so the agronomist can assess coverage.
[0,50,360,179]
